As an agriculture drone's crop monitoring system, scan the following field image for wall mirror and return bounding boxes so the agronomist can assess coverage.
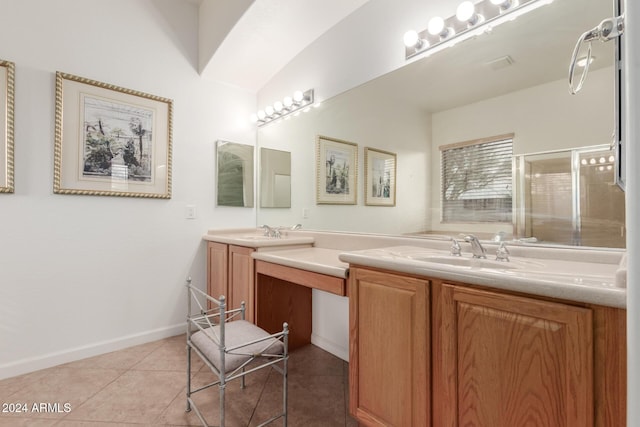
[216,140,254,207]
[257,0,624,249]
[260,147,291,208]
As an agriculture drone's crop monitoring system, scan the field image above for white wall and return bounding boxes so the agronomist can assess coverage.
[0,0,256,379]
[257,0,456,107]
[257,83,431,235]
[430,67,614,235]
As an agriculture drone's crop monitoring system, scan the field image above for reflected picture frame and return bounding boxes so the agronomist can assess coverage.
[364,147,396,206]
[0,59,15,193]
[54,72,173,198]
[316,135,357,205]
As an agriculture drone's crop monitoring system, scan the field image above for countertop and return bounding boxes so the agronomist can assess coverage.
[202,229,626,308]
[252,247,348,279]
[203,228,315,248]
[339,245,626,308]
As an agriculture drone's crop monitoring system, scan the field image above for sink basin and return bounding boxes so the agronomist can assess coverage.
[410,255,519,270]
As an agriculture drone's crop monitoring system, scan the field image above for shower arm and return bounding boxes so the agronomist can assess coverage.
[568,15,625,95]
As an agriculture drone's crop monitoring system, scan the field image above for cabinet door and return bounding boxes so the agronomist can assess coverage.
[229,245,255,323]
[349,267,430,426]
[207,242,228,302]
[433,283,593,427]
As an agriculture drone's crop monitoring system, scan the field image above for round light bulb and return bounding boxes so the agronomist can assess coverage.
[607,165,613,171]
[599,157,606,164]
[283,96,293,107]
[274,101,283,112]
[456,1,475,22]
[403,30,419,48]
[293,90,304,102]
[265,105,274,116]
[589,158,596,165]
[250,114,258,123]
[581,159,587,165]
[257,110,266,120]
[609,155,615,162]
[427,16,445,36]
[598,166,605,171]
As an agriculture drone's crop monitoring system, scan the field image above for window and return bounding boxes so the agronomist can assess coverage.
[441,134,513,223]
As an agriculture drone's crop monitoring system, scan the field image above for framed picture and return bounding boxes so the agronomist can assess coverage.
[364,147,396,206]
[316,135,357,204]
[54,72,173,198]
[0,59,15,193]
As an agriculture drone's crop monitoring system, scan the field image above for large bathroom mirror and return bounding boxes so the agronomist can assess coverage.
[260,147,291,208]
[257,0,624,248]
[216,140,254,207]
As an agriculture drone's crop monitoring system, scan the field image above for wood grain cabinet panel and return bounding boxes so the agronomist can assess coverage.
[434,283,593,427]
[206,242,255,321]
[349,267,430,427]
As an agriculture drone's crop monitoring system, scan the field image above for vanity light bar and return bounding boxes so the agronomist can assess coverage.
[251,89,315,127]
[404,0,554,60]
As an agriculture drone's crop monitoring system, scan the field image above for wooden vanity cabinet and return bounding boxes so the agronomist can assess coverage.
[206,242,255,322]
[348,266,626,427]
[433,283,594,427]
[349,267,430,426]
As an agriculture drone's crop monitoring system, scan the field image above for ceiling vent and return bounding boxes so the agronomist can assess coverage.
[485,55,515,70]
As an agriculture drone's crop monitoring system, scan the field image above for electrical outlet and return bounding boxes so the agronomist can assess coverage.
[186,205,197,219]
[302,208,309,219]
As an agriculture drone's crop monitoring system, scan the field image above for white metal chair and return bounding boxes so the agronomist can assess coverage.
[185,278,289,426]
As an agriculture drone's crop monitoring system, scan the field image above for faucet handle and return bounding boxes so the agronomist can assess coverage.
[450,238,462,256]
[496,242,510,262]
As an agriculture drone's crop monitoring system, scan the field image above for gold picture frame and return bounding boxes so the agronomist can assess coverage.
[364,147,396,206]
[54,72,173,198]
[0,59,15,193]
[316,135,358,205]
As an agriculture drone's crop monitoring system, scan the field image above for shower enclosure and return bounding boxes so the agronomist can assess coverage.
[514,144,626,248]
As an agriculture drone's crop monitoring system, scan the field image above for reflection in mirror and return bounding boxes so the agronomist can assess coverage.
[260,148,291,208]
[257,0,623,248]
[515,145,625,248]
[216,140,254,207]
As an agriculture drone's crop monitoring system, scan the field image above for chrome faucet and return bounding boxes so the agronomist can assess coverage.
[291,224,302,230]
[463,234,487,259]
[495,242,510,262]
[450,238,462,256]
[261,224,281,238]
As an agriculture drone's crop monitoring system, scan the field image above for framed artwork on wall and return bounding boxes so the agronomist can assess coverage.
[364,147,396,206]
[316,135,358,205]
[0,59,15,193]
[54,72,173,198]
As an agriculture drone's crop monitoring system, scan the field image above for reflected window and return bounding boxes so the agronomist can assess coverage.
[441,135,513,223]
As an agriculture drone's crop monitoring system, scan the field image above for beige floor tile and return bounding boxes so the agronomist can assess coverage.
[0,417,58,426]
[132,339,203,372]
[1,367,124,420]
[252,369,346,427]
[64,370,184,424]
[158,361,271,427]
[286,345,344,379]
[61,340,165,371]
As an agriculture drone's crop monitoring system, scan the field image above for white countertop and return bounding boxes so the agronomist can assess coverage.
[203,228,315,248]
[339,245,626,308]
[203,228,626,308]
[252,247,348,279]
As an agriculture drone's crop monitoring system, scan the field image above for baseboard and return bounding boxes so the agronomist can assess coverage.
[310,333,349,362]
[0,323,185,380]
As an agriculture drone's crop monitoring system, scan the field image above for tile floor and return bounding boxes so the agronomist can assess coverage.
[0,335,357,426]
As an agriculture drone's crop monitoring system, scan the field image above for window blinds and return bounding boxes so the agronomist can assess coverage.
[441,135,513,223]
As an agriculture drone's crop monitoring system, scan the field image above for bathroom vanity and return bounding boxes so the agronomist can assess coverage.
[347,265,625,427]
[203,229,626,426]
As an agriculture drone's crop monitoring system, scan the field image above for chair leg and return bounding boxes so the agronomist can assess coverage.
[219,382,226,427]
[186,343,192,412]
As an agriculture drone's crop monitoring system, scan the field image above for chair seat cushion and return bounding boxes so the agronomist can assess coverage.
[191,320,285,373]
